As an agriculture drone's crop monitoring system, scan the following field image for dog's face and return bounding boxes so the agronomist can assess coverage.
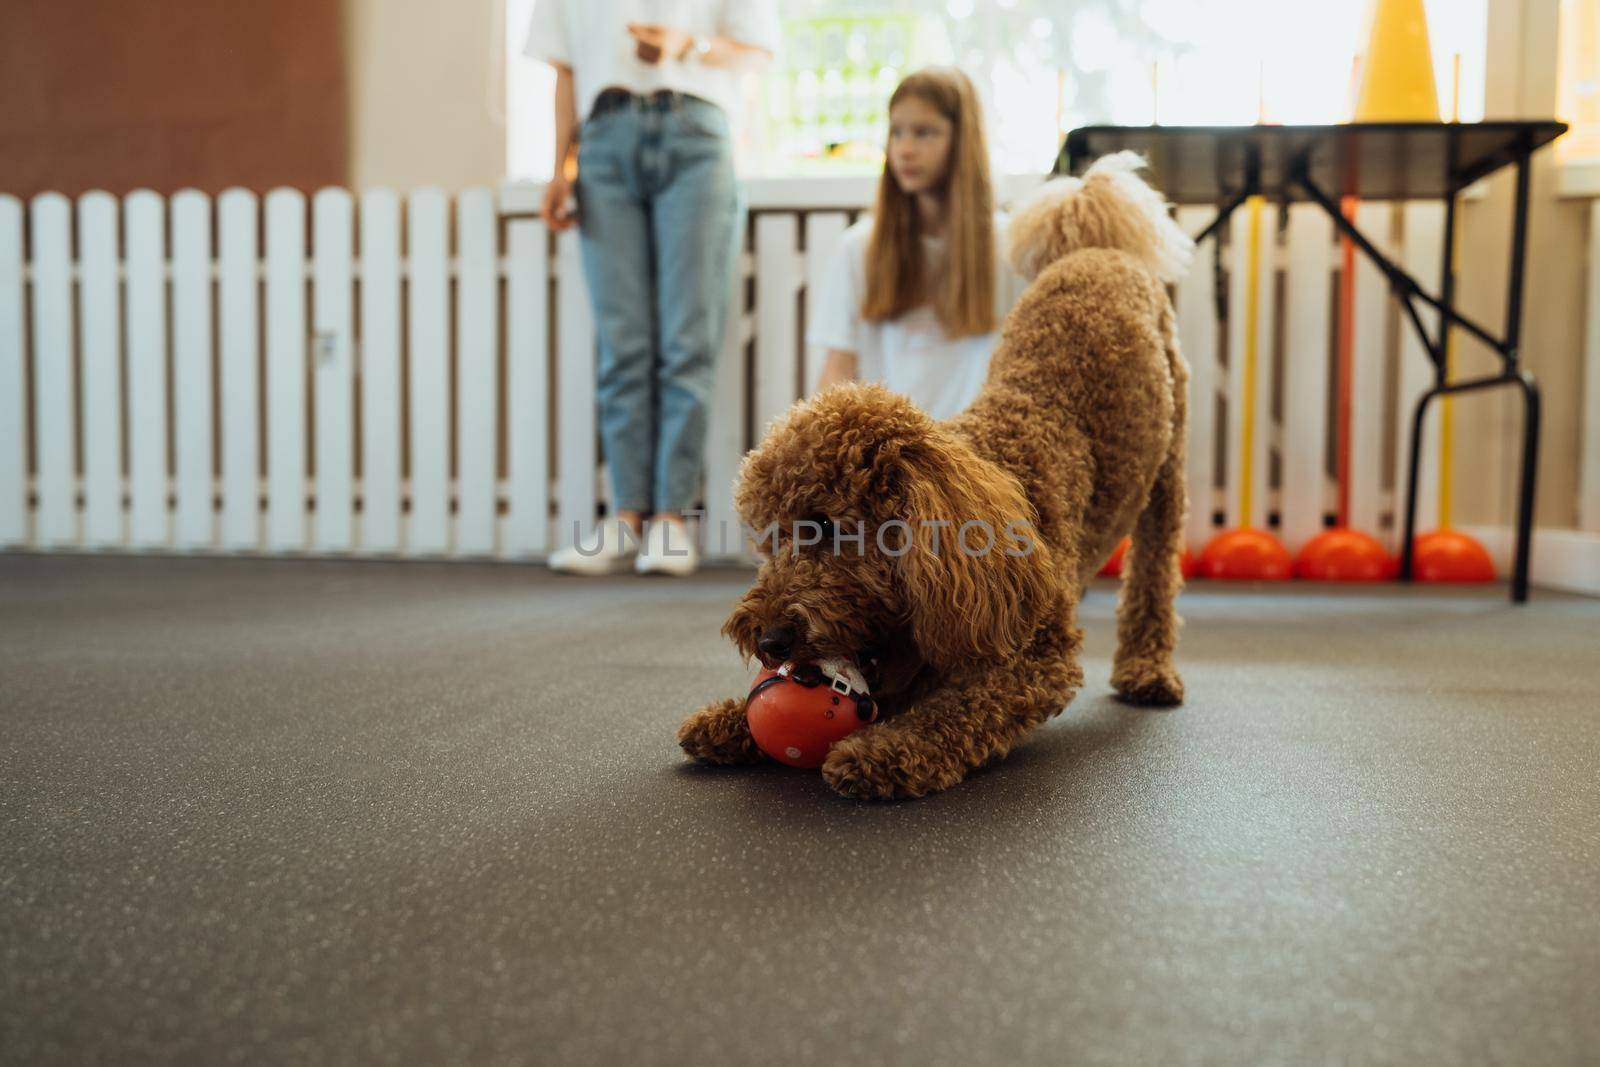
[723,383,1058,695]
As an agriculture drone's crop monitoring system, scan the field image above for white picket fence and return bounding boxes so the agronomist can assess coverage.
[0,179,1575,565]
[1180,198,1453,555]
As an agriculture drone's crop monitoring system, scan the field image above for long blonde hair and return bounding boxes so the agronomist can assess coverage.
[861,68,996,339]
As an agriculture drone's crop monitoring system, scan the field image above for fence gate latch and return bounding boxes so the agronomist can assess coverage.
[315,331,339,366]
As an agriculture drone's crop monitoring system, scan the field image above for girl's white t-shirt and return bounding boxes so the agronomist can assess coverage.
[807,213,1026,421]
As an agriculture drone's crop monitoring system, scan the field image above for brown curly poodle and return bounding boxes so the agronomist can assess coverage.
[679,152,1195,799]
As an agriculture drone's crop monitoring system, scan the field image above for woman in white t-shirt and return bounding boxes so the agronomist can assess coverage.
[810,67,1025,420]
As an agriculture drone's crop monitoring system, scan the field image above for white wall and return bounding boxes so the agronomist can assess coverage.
[345,0,506,191]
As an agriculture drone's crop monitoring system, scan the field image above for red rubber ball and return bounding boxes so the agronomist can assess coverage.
[745,662,875,769]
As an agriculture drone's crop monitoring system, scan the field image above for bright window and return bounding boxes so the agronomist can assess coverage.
[508,0,1488,180]
[1557,0,1600,163]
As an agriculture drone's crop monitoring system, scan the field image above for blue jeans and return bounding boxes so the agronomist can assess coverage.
[575,93,740,516]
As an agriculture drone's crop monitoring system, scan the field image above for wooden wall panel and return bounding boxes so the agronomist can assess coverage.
[0,0,347,196]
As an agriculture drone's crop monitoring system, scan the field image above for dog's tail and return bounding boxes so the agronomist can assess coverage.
[1006,151,1193,284]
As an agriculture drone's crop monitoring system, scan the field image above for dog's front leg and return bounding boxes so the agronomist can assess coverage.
[678,697,769,765]
[822,618,1082,800]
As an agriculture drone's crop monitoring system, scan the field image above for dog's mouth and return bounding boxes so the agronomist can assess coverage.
[754,649,787,671]
[858,644,886,687]
[754,641,885,686]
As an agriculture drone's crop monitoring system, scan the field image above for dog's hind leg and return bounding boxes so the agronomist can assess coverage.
[1111,422,1186,707]
[678,697,769,765]
[821,611,1083,800]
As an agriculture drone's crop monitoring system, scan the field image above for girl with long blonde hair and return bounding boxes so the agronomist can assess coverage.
[811,68,1023,419]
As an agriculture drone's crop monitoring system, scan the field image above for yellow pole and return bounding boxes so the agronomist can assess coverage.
[1238,61,1272,526]
[1241,195,1264,524]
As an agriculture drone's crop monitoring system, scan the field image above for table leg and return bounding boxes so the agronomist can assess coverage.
[1398,189,1461,583]
[1512,372,1541,603]
[1192,187,1250,247]
[1294,165,1543,602]
[1505,151,1538,602]
[1398,391,1435,583]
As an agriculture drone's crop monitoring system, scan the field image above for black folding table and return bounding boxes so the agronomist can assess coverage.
[1058,121,1567,602]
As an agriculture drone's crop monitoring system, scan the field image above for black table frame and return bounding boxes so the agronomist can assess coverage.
[1062,126,1561,602]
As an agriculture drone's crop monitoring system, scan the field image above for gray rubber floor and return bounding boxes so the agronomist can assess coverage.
[2,555,1598,1066]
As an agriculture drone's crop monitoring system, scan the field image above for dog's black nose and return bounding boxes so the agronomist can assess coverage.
[757,623,796,662]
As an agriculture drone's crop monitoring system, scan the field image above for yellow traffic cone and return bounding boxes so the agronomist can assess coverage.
[1354,0,1439,121]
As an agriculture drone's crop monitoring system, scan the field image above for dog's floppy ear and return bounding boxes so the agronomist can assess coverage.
[893,432,1059,666]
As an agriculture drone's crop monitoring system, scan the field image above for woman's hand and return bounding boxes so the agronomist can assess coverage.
[626,22,693,65]
[540,175,577,231]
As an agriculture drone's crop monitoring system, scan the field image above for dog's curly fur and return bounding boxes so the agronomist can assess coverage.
[679,152,1195,799]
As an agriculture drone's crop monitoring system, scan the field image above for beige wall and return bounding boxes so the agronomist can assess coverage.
[344,0,506,192]
[1451,0,1591,528]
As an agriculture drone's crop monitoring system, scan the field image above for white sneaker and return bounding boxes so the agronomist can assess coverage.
[547,522,641,576]
[635,518,700,577]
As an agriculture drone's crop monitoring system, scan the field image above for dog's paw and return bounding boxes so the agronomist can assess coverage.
[821,732,947,801]
[1111,661,1184,707]
[677,698,766,765]
[821,742,904,800]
